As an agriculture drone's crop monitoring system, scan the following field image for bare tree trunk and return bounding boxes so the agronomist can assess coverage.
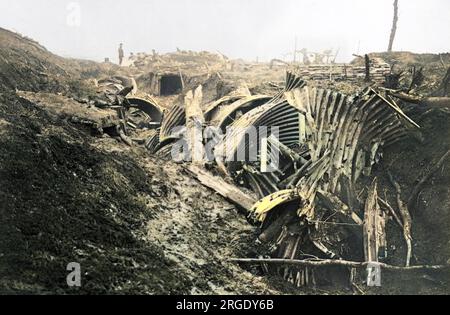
[364,54,371,82]
[387,0,399,52]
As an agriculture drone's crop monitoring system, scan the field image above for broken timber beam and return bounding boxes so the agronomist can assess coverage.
[259,211,297,243]
[186,165,257,212]
[229,258,449,271]
[363,179,387,262]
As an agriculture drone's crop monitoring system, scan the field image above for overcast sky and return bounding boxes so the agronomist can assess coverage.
[1,0,449,63]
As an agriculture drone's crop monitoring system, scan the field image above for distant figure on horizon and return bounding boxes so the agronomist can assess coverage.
[118,43,124,66]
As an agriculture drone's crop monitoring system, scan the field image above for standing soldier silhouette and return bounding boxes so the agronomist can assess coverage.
[118,43,124,66]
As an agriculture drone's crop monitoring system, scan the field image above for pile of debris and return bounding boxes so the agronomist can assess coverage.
[18,39,448,290]
[103,69,448,289]
[4,27,449,294]
[44,57,449,289]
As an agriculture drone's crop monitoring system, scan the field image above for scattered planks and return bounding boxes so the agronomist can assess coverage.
[186,165,257,212]
[363,179,387,262]
[229,258,450,271]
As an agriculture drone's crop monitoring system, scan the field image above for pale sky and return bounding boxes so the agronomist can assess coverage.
[0,0,449,63]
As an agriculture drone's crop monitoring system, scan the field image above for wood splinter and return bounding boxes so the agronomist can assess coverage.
[388,171,413,267]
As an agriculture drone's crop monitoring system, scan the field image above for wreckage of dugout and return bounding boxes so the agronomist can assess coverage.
[57,50,450,288]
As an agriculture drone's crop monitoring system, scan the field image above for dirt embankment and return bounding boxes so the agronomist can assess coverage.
[0,27,134,97]
[0,81,278,295]
[0,29,276,294]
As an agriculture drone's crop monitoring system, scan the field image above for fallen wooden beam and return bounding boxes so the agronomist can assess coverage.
[186,165,257,211]
[229,258,449,271]
[370,88,421,128]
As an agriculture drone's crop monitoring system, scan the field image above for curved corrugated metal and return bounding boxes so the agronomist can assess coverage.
[214,73,306,165]
[144,129,161,153]
[159,103,185,142]
[127,96,163,122]
[212,95,272,130]
[204,95,246,122]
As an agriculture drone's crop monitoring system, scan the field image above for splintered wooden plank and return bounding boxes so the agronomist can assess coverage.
[186,165,257,211]
[363,178,386,262]
[267,135,307,164]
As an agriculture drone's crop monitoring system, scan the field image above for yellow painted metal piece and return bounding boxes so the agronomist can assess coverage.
[251,189,299,222]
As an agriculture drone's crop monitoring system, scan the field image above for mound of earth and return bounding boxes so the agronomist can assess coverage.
[0,90,279,294]
[0,28,277,294]
[0,28,132,97]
